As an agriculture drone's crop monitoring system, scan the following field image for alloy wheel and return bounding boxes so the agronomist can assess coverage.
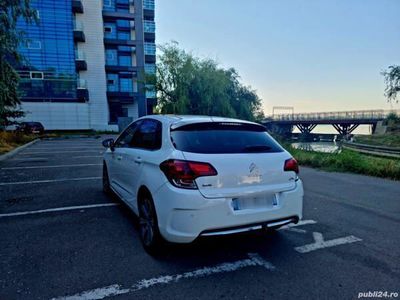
[139,198,156,246]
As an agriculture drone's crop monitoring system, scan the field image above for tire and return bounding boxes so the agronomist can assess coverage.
[103,163,111,195]
[138,193,164,255]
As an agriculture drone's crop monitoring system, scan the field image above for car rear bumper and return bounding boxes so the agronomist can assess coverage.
[153,180,304,243]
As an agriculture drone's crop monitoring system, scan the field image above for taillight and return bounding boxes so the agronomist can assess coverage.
[160,159,217,189]
[284,158,299,174]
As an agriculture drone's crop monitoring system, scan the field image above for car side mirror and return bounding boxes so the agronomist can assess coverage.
[102,138,115,151]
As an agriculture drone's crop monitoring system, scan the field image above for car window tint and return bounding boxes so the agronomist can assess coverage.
[170,122,284,154]
[115,122,139,148]
[130,119,162,150]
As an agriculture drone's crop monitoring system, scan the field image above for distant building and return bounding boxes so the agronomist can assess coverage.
[15,0,156,130]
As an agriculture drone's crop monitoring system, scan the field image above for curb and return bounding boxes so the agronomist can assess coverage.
[0,139,40,162]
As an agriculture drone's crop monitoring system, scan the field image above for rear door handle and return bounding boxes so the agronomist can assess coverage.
[117,155,122,161]
[134,157,142,164]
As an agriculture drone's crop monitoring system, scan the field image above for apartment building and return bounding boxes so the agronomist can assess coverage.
[16,0,156,130]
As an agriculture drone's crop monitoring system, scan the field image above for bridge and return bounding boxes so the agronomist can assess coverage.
[262,109,399,136]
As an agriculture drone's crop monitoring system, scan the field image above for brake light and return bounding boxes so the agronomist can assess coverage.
[284,158,299,174]
[160,159,217,189]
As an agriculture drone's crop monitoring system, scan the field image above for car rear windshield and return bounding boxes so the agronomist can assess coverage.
[170,122,284,154]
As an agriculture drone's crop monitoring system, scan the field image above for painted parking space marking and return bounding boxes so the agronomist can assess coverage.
[52,253,275,300]
[28,148,103,151]
[72,155,104,158]
[10,157,48,161]
[18,151,104,155]
[0,177,101,186]
[1,163,102,170]
[0,203,119,218]
[294,232,362,253]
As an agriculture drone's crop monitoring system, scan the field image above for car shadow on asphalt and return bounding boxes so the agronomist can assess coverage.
[113,196,296,266]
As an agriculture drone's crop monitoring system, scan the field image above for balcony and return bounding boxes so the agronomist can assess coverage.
[146,91,156,99]
[72,0,84,13]
[19,78,78,102]
[144,43,156,56]
[144,20,155,33]
[144,20,155,40]
[77,79,89,101]
[105,65,138,74]
[107,91,138,104]
[143,0,155,18]
[102,10,135,21]
[143,0,155,10]
[73,20,85,42]
[104,38,136,47]
[145,84,156,99]
[145,64,156,75]
[75,50,87,71]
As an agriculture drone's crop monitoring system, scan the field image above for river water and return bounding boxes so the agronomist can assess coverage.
[291,142,341,153]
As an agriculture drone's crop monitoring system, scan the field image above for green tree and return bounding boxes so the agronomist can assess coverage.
[382,65,400,103]
[0,0,37,127]
[155,42,264,121]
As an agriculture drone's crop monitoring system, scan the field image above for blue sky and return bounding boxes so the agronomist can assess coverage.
[156,0,400,115]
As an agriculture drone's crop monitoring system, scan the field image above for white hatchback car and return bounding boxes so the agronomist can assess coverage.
[102,115,303,253]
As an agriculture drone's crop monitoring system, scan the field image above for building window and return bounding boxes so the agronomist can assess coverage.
[104,23,116,38]
[119,55,131,66]
[27,40,41,50]
[145,64,156,74]
[143,0,155,10]
[106,49,117,65]
[117,31,130,40]
[103,0,112,7]
[107,74,118,91]
[120,78,133,92]
[144,43,156,55]
[30,71,44,80]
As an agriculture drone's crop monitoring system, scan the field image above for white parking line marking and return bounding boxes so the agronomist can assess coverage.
[10,157,48,161]
[72,155,103,158]
[1,164,102,170]
[294,232,362,253]
[0,177,101,186]
[29,148,103,151]
[52,253,275,300]
[19,151,103,155]
[0,203,118,218]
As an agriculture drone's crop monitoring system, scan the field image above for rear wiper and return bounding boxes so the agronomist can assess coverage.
[242,145,272,152]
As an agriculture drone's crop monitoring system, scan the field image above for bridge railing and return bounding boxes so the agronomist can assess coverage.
[266,109,399,121]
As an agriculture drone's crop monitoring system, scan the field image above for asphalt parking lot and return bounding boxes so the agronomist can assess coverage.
[0,137,399,300]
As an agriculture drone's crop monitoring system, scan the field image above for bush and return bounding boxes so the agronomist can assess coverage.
[287,146,400,180]
[0,131,36,154]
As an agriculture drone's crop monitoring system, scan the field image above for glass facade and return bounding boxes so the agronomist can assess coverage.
[144,43,156,56]
[145,64,156,74]
[144,20,155,33]
[143,0,155,10]
[15,0,156,123]
[17,0,77,101]
[107,74,135,93]
[103,0,130,12]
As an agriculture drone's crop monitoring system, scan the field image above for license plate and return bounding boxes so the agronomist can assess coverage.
[231,194,278,211]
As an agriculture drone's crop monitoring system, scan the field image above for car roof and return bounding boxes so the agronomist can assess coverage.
[140,114,259,129]
[23,122,42,125]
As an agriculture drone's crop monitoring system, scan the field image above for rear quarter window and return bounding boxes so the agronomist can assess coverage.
[170,122,284,154]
